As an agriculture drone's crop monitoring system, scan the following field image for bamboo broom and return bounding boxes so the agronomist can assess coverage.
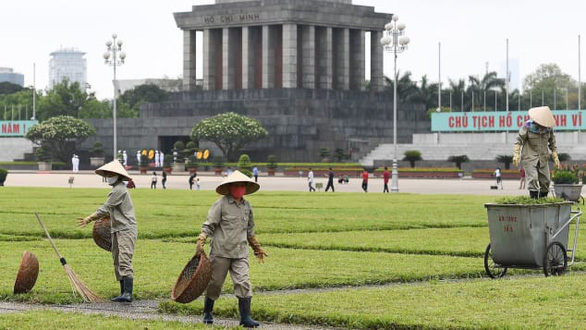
[35,212,102,303]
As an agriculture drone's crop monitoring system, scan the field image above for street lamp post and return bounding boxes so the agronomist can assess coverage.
[103,34,126,160]
[380,15,410,193]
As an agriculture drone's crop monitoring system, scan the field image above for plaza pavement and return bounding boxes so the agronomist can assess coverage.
[4,170,527,196]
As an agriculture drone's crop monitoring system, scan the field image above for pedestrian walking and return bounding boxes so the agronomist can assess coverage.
[325,167,335,192]
[196,170,267,327]
[513,106,561,198]
[494,167,503,189]
[189,173,196,190]
[77,160,137,302]
[252,166,259,182]
[151,172,157,189]
[361,169,369,193]
[308,168,316,192]
[162,171,167,189]
[382,166,390,193]
[518,167,526,190]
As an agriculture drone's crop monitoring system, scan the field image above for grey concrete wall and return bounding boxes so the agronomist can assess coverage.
[81,89,429,162]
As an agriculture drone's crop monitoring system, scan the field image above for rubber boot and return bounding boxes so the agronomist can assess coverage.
[539,191,548,198]
[112,277,133,302]
[111,280,124,302]
[238,297,260,328]
[529,191,539,199]
[203,296,214,324]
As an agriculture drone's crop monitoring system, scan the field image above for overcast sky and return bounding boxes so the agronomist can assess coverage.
[1,0,584,99]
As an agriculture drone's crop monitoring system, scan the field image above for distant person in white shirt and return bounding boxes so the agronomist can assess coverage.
[494,167,503,189]
[307,168,316,192]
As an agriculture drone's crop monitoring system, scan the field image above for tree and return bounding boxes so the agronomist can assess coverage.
[447,155,469,170]
[190,112,268,161]
[0,82,24,95]
[25,116,96,163]
[37,79,87,120]
[523,63,576,109]
[495,155,514,170]
[119,84,168,118]
[403,150,423,168]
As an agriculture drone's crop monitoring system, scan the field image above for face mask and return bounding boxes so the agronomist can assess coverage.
[107,176,119,185]
[229,185,247,200]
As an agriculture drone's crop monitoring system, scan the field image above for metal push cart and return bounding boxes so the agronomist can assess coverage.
[484,202,581,278]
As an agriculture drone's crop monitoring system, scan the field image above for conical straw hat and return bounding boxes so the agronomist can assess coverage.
[528,106,555,128]
[95,160,132,181]
[216,170,260,195]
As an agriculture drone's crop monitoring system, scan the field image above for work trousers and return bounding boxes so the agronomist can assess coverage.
[112,229,137,280]
[524,160,551,194]
[206,255,252,300]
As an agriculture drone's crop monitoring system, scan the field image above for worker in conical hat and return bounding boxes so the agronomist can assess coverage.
[77,160,137,302]
[196,170,267,327]
[513,106,561,198]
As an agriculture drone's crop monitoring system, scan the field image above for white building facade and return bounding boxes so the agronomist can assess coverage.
[49,48,87,91]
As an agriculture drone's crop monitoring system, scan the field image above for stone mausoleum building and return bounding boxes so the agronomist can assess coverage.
[85,0,430,162]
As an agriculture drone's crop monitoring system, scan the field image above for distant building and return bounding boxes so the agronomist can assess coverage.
[49,48,87,91]
[0,67,24,86]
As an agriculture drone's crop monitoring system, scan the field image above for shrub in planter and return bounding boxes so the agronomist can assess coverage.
[0,168,7,186]
[90,141,105,167]
[187,155,199,174]
[403,150,422,168]
[267,154,278,176]
[238,154,252,177]
[552,170,582,202]
[139,154,149,174]
[213,156,225,176]
[163,154,173,174]
[447,155,469,170]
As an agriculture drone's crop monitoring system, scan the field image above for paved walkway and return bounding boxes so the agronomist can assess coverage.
[4,170,527,196]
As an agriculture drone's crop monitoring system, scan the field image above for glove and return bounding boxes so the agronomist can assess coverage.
[512,145,521,167]
[552,151,561,169]
[196,232,207,254]
[76,213,98,228]
[248,235,268,263]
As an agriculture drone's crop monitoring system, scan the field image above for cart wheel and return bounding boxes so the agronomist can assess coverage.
[543,242,567,277]
[484,243,507,278]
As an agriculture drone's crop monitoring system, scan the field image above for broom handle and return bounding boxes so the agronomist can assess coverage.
[35,212,65,261]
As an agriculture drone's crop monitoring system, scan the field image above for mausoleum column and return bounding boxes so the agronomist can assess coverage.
[335,28,350,90]
[350,29,365,91]
[203,29,215,91]
[316,27,333,89]
[301,25,315,89]
[242,27,253,89]
[222,28,237,90]
[281,23,298,88]
[370,30,384,92]
[262,25,276,89]
[182,29,197,91]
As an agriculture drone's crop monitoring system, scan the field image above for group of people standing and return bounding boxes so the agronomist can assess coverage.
[306,167,391,193]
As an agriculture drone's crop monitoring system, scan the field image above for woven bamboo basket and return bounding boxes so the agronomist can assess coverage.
[92,217,112,252]
[14,251,39,294]
[171,250,212,303]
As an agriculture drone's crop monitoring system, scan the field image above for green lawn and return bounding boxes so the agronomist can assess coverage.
[1,187,584,328]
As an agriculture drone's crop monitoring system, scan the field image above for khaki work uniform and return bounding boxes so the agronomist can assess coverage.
[95,181,137,280]
[201,195,255,299]
[515,120,557,194]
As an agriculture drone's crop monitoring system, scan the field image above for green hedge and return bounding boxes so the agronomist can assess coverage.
[374,167,463,173]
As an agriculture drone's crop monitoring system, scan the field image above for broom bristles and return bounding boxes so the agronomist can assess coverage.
[63,264,102,303]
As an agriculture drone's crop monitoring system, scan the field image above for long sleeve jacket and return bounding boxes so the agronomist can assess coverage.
[201,195,255,259]
[95,181,137,233]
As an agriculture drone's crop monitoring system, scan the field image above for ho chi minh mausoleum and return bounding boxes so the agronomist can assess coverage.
[84,0,430,162]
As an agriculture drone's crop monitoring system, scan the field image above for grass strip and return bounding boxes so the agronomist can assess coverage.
[0,310,229,329]
[0,187,492,238]
[0,240,505,304]
[160,273,586,329]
